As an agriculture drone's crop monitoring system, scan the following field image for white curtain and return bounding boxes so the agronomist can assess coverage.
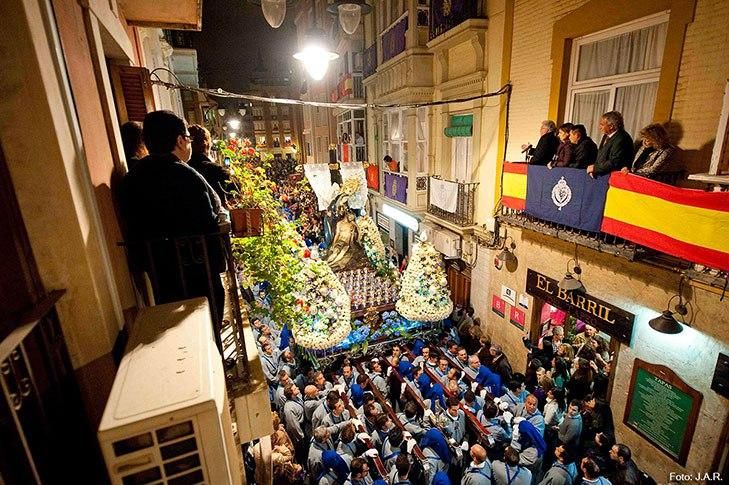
[452,137,472,182]
[572,90,610,141]
[615,82,659,139]
[577,22,668,81]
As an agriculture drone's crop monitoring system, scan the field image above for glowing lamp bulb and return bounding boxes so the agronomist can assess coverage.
[338,3,362,34]
[227,118,241,130]
[261,0,286,28]
[294,44,338,81]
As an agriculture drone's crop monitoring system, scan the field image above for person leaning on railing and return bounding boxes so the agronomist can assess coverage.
[119,110,226,351]
[621,123,678,181]
[523,120,560,165]
[586,111,634,177]
[548,122,575,168]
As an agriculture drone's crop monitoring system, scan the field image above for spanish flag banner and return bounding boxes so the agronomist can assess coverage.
[502,162,528,210]
[601,173,729,271]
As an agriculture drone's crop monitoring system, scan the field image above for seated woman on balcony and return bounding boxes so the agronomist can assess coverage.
[621,123,678,181]
[549,123,575,168]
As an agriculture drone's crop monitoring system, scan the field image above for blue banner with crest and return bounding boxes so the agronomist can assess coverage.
[525,166,610,233]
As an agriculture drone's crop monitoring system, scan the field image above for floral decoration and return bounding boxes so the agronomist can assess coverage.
[395,240,453,321]
[355,215,399,280]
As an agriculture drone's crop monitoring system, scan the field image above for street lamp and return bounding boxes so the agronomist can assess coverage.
[293,29,339,81]
[249,0,294,29]
[327,0,372,35]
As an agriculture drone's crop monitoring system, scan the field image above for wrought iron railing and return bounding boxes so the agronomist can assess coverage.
[427,176,479,226]
[121,222,249,381]
[429,1,484,41]
[0,290,106,483]
[363,43,377,79]
[352,72,364,98]
[381,13,408,63]
[497,206,641,260]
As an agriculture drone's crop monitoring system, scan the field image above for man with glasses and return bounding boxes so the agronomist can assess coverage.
[120,110,226,353]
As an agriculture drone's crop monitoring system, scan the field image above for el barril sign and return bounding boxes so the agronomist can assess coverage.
[525,269,634,344]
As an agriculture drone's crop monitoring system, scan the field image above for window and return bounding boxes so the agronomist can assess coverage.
[416,107,429,174]
[566,13,668,140]
[382,110,408,172]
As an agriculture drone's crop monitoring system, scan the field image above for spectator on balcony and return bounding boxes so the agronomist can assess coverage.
[549,123,575,168]
[523,120,559,165]
[355,132,365,145]
[384,155,400,172]
[622,123,677,180]
[188,124,233,207]
[119,110,226,353]
[568,125,598,169]
[121,121,147,172]
[587,111,634,177]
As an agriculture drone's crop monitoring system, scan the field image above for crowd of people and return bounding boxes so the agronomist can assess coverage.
[522,111,678,181]
[248,297,651,485]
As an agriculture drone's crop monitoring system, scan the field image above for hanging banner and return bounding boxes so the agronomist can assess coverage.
[491,295,506,318]
[384,172,408,204]
[509,306,526,330]
[525,269,634,344]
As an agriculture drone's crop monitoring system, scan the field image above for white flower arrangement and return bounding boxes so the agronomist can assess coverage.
[356,215,399,280]
[291,259,352,349]
[395,240,453,322]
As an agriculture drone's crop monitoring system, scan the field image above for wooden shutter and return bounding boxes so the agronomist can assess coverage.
[110,65,155,123]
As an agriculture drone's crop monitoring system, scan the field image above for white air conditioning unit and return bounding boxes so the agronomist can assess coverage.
[98,298,242,485]
[423,222,462,259]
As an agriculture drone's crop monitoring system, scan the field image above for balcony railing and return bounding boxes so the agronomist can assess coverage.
[363,43,377,79]
[353,72,364,98]
[381,13,408,63]
[121,222,249,381]
[427,176,479,226]
[500,162,729,272]
[429,1,484,41]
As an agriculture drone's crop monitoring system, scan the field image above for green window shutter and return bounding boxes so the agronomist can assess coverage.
[444,114,473,137]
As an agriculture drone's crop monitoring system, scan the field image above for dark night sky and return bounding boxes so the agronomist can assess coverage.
[192,0,300,94]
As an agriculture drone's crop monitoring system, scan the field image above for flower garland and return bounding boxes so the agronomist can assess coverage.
[355,215,399,280]
[395,240,453,321]
[223,139,351,349]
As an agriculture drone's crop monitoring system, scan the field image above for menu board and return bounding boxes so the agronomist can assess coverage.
[624,359,702,465]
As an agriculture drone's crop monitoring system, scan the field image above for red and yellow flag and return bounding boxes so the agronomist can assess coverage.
[502,162,528,210]
[602,173,729,271]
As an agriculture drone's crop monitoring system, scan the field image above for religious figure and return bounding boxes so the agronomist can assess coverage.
[325,212,368,272]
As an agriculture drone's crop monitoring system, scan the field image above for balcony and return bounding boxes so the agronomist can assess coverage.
[429,1,484,41]
[381,13,408,64]
[330,73,364,102]
[499,162,729,274]
[427,176,478,226]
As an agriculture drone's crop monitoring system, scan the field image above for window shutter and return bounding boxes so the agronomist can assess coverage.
[110,65,155,123]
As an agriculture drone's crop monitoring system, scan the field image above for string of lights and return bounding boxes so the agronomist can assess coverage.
[149,68,511,111]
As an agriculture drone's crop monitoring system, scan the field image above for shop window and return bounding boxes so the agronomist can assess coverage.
[566,13,668,140]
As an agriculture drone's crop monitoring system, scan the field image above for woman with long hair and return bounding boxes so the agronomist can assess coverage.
[623,122,678,179]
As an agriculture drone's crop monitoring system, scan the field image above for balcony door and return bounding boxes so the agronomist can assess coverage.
[452,136,473,182]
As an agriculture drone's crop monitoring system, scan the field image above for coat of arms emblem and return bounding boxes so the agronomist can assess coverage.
[551,176,572,211]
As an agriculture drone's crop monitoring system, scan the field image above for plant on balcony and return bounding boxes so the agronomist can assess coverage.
[222,139,352,349]
[396,238,453,322]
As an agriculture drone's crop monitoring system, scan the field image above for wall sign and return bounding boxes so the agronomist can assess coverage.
[525,269,634,344]
[491,295,506,318]
[501,285,516,306]
[509,306,526,330]
[518,294,529,309]
[624,359,703,466]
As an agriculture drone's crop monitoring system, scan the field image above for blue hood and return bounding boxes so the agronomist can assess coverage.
[420,428,450,464]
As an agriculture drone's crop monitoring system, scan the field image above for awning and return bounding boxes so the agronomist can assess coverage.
[444,114,473,137]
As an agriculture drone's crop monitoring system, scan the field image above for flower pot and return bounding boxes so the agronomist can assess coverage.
[230,208,263,237]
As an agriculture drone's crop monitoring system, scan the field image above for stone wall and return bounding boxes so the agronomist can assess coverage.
[474,226,729,479]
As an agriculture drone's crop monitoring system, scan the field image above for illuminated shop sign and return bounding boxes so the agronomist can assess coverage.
[525,269,635,344]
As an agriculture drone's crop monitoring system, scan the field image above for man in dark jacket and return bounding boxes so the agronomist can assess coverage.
[587,111,634,176]
[523,120,560,165]
[119,110,226,352]
[188,124,233,206]
[609,444,641,485]
[568,124,598,169]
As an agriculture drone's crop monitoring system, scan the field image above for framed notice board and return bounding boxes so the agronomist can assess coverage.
[624,359,703,465]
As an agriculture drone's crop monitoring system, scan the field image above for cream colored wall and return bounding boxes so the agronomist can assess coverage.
[138,28,184,116]
[475,227,729,478]
[0,0,124,368]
